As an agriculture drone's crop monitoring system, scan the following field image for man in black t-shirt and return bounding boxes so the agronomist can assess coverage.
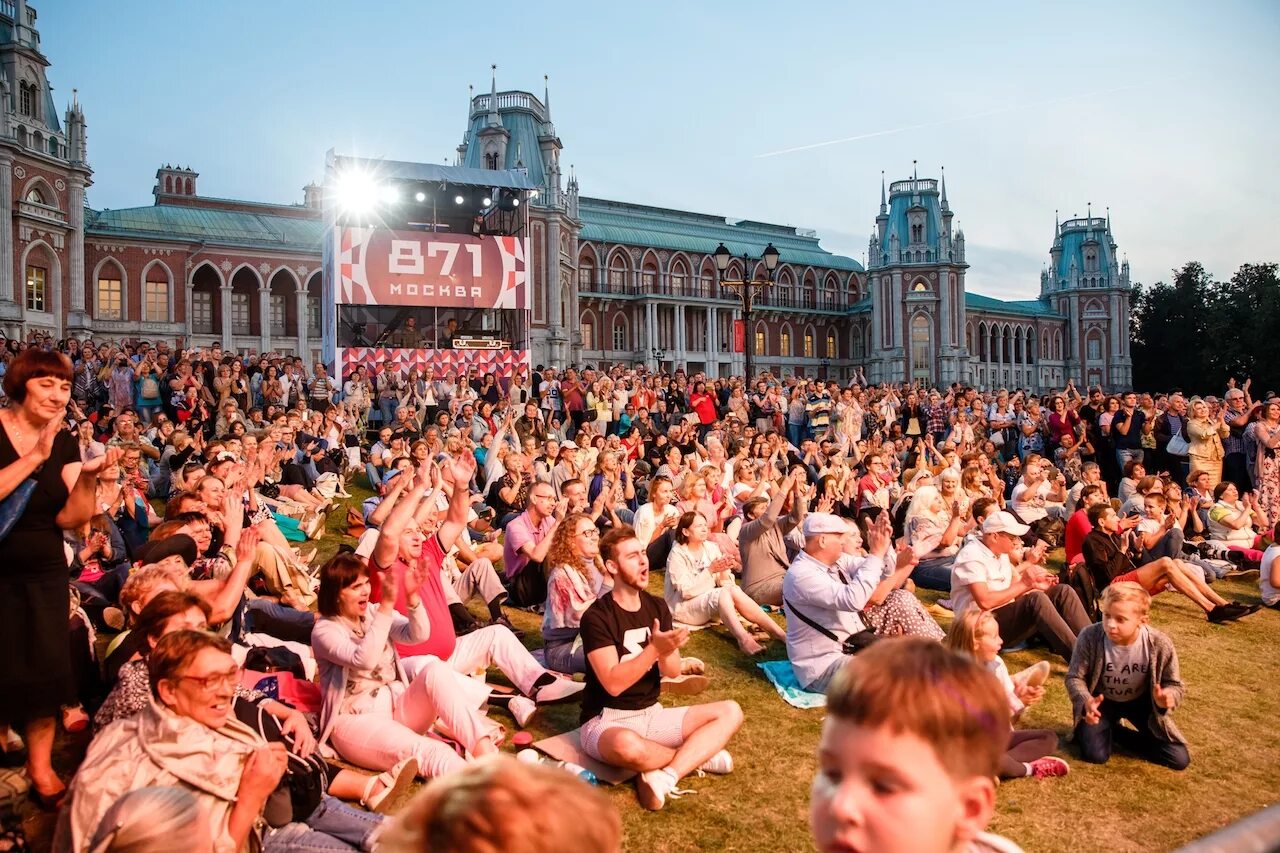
[578,526,744,811]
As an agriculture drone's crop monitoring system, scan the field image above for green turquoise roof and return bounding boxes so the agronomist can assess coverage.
[85,204,324,253]
[579,197,863,274]
[964,292,1059,318]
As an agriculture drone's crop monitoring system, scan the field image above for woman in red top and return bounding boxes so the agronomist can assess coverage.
[689,381,718,439]
[1047,396,1080,451]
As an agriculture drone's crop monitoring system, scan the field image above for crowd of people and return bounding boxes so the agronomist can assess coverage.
[0,330,1275,851]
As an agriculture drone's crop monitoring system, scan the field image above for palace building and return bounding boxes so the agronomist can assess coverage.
[0,0,1132,390]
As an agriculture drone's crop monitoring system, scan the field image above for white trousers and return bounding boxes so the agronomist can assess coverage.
[403,624,548,697]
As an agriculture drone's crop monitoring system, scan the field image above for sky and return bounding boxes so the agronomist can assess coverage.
[36,0,1280,300]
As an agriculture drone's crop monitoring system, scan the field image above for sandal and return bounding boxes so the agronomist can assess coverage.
[61,705,89,734]
[361,757,418,814]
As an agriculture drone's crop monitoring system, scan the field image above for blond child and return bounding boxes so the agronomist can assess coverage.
[944,607,1068,780]
[1065,582,1189,769]
[811,637,1025,853]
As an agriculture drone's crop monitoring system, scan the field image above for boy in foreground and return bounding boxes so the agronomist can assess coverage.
[811,638,1024,853]
[579,525,744,810]
[1065,582,1190,770]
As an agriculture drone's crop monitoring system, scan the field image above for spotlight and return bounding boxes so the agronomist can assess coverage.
[482,196,492,207]
[414,191,426,202]
[331,168,380,216]
[512,197,520,207]
[380,185,400,204]
[455,195,465,205]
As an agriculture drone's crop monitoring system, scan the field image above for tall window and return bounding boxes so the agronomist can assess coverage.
[96,275,123,320]
[670,269,687,296]
[191,291,214,333]
[641,269,657,293]
[803,333,814,358]
[18,82,32,117]
[780,330,791,357]
[608,259,626,291]
[612,320,627,351]
[25,265,45,311]
[307,296,322,335]
[1087,337,1102,361]
[231,292,251,335]
[577,263,594,290]
[145,278,169,322]
[580,320,595,350]
[270,294,287,335]
[911,315,932,382]
[826,333,837,359]
[755,330,765,355]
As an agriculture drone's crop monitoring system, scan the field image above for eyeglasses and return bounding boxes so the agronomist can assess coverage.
[173,666,242,693]
[576,528,599,538]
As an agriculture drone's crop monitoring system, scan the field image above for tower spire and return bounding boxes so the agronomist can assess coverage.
[879,171,886,214]
[1055,209,1060,233]
[486,64,501,128]
[940,165,949,210]
[912,159,918,181]
[544,74,551,119]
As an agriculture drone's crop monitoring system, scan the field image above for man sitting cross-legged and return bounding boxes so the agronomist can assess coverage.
[1081,503,1258,624]
[580,525,744,811]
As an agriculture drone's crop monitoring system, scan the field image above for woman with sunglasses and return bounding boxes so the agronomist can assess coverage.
[540,512,607,673]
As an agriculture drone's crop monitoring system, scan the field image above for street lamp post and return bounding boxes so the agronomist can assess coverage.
[714,242,779,382]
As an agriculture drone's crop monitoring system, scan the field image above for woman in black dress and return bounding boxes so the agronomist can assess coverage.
[0,349,119,807]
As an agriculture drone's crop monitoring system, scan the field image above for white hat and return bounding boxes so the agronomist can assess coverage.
[802,512,852,537]
[982,511,1029,537]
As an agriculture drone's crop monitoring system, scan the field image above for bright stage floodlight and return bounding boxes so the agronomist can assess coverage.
[454,195,465,205]
[380,185,400,204]
[482,196,492,207]
[332,168,380,216]
[512,197,520,207]
[414,191,426,202]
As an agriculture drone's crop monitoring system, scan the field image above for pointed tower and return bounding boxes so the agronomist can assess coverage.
[475,65,509,170]
[1048,204,1132,388]
[537,74,563,207]
[866,169,970,386]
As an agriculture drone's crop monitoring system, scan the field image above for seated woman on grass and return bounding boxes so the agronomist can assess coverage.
[664,512,784,655]
[541,512,607,674]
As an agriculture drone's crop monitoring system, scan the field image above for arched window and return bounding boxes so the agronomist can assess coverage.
[96,268,123,320]
[803,331,814,359]
[780,328,792,357]
[755,324,767,356]
[24,186,45,205]
[911,315,932,382]
[912,279,928,292]
[25,264,46,311]
[826,332,837,359]
[577,258,595,291]
[580,317,595,350]
[145,270,170,323]
[484,152,499,170]
[18,82,32,117]
[612,317,628,351]
[608,254,628,291]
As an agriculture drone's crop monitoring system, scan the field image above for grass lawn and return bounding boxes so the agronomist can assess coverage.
[25,487,1280,852]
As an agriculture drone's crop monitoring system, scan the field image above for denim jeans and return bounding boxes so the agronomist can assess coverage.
[246,598,316,644]
[1116,447,1144,473]
[264,796,385,852]
[910,556,954,593]
[378,397,398,428]
[1074,697,1190,770]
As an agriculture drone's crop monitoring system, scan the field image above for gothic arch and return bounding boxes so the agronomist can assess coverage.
[909,276,930,292]
[140,259,175,323]
[978,322,988,361]
[268,267,301,336]
[20,239,62,320]
[611,312,630,352]
[848,272,863,302]
[778,321,794,356]
[850,324,864,360]
[91,256,128,321]
[803,323,818,358]
[825,325,839,359]
[755,320,770,355]
[20,175,58,208]
[578,243,601,268]
[579,307,598,350]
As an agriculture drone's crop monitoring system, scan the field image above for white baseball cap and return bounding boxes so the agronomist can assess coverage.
[982,511,1029,537]
[802,512,852,537]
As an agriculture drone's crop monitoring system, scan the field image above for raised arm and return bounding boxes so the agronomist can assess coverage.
[436,453,477,553]
[372,476,425,571]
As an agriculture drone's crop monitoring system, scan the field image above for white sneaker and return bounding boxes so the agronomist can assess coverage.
[533,677,586,704]
[636,768,692,811]
[697,749,734,775]
[509,696,537,728]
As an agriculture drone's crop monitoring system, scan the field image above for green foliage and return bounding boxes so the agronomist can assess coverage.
[1131,261,1280,395]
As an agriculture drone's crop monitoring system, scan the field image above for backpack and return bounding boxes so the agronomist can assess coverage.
[140,375,161,400]
[236,699,327,828]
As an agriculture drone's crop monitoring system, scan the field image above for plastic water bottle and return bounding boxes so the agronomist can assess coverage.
[513,749,598,785]
[554,760,599,786]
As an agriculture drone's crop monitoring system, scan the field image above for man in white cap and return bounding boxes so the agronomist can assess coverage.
[782,512,913,692]
[950,510,1090,660]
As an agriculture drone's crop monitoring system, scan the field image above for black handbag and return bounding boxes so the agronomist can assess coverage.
[238,699,328,828]
[785,598,880,656]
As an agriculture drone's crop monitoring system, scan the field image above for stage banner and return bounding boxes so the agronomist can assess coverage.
[340,347,530,381]
[336,228,528,310]
[733,320,745,353]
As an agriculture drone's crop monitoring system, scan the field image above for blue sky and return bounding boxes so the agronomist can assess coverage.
[38,0,1279,299]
